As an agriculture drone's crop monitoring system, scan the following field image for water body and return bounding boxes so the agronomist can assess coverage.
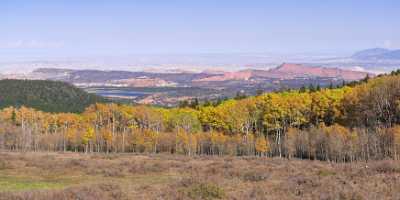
[85,88,150,99]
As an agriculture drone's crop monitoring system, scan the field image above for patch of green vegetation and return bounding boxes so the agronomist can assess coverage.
[0,172,176,193]
[317,170,337,177]
[0,176,70,192]
[186,183,225,200]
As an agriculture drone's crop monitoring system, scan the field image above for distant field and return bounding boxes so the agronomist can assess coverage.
[0,152,399,200]
[83,86,223,105]
[84,86,220,96]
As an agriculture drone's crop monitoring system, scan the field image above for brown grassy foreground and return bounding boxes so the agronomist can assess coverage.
[0,152,399,200]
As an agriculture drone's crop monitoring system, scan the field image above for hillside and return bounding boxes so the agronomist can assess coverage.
[265,63,371,80]
[0,79,107,113]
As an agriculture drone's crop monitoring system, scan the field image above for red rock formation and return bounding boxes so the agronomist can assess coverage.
[194,63,371,82]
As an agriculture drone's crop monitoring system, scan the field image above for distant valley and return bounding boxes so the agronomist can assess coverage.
[1,63,372,106]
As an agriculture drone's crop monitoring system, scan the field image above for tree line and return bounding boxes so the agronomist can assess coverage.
[1,73,400,162]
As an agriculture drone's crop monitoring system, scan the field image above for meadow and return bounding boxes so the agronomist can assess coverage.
[0,152,399,200]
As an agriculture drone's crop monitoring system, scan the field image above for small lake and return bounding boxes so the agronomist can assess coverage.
[85,88,150,98]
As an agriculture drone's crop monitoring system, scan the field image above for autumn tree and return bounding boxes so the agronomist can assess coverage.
[255,136,269,156]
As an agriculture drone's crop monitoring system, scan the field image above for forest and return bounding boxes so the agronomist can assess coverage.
[0,79,107,113]
[1,72,400,162]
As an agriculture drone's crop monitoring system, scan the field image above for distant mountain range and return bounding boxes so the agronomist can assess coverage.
[26,63,370,87]
[352,48,400,60]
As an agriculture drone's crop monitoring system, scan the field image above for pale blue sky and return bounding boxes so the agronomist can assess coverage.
[0,0,399,60]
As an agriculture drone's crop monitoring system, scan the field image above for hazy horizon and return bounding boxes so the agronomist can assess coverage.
[1,0,399,63]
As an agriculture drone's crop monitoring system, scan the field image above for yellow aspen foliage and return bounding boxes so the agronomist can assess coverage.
[66,128,76,142]
[131,130,145,151]
[188,133,198,154]
[177,131,189,146]
[102,129,113,143]
[82,127,94,145]
[255,136,269,154]
[143,130,158,152]
[177,131,196,154]
[232,134,242,145]
[210,132,227,146]
[246,133,254,145]
[0,107,15,121]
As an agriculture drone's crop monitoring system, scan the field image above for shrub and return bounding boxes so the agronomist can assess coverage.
[317,169,336,177]
[242,170,269,182]
[187,183,225,200]
[0,160,9,170]
[102,168,126,177]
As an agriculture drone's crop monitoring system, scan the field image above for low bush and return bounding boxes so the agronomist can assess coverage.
[242,170,269,182]
[186,183,225,200]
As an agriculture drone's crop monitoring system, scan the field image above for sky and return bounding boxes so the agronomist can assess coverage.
[0,0,399,61]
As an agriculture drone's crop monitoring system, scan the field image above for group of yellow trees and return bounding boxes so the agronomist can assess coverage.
[1,73,400,162]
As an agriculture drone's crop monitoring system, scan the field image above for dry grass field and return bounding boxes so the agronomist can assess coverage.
[0,152,399,200]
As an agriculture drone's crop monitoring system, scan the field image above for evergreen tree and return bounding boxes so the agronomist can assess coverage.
[299,85,307,93]
[256,89,264,96]
[179,100,189,108]
[308,84,316,93]
[203,99,212,107]
[234,91,247,100]
[189,98,199,109]
[328,82,334,89]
